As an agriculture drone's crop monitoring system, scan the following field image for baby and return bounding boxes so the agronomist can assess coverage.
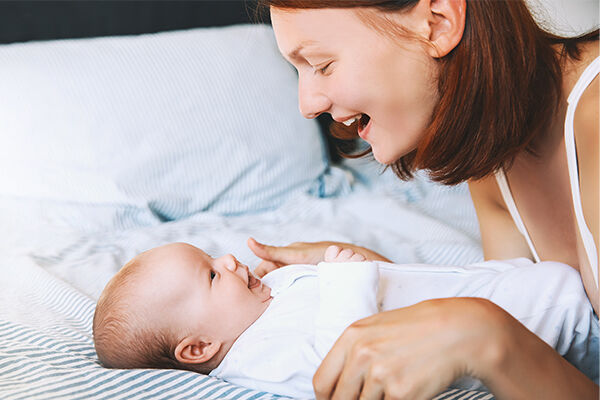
[93,242,598,398]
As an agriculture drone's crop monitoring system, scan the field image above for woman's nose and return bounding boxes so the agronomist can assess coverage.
[298,76,331,119]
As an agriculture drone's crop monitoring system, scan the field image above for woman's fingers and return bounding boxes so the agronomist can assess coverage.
[314,300,495,400]
[247,237,304,265]
[328,328,378,400]
[247,237,278,261]
[314,326,359,400]
[356,369,384,400]
[330,359,365,400]
[253,260,280,278]
[248,237,335,265]
[247,239,281,277]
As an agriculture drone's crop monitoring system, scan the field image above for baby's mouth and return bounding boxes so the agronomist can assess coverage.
[248,273,261,289]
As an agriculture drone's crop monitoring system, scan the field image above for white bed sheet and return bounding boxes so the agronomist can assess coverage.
[10,166,483,299]
[0,166,491,399]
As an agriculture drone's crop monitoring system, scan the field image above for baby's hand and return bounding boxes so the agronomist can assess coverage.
[324,245,367,263]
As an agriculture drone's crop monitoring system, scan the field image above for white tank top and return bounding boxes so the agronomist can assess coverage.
[495,56,599,288]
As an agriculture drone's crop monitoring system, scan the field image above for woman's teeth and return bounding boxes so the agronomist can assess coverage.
[342,114,362,126]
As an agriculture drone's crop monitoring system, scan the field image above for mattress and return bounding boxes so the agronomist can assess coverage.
[0,171,491,399]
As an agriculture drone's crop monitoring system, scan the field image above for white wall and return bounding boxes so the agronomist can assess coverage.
[527,0,599,35]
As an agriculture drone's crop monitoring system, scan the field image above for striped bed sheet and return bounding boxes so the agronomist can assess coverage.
[0,174,493,399]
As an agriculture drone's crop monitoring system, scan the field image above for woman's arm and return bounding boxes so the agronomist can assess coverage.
[247,238,392,277]
[468,177,533,260]
[483,308,598,399]
[312,298,598,400]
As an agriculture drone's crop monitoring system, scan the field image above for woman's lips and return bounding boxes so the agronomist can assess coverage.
[358,116,372,139]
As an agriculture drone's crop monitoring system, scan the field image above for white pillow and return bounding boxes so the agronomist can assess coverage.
[0,24,349,227]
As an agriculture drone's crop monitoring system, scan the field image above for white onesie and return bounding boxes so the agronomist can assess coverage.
[210,259,598,399]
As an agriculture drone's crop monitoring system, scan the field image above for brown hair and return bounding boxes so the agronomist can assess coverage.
[258,0,598,184]
[92,259,212,374]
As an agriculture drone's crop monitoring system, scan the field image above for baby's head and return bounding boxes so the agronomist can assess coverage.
[93,242,272,374]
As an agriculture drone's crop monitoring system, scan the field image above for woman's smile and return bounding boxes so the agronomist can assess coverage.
[271,7,439,168]
[357,114,372,139]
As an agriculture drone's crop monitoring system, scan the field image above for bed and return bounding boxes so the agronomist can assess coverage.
[0,2,491,399]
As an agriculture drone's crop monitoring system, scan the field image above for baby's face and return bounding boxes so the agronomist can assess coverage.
[135,243,272,345]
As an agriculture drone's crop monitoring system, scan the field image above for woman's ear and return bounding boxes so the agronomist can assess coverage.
[174,336,222,365]
[426,0,466,58]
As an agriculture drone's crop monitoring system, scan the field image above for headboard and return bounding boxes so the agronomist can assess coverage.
[0,1,266,44]
[0,0,345,160]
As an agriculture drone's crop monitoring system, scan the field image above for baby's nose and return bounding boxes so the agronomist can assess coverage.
[222,254,238,271]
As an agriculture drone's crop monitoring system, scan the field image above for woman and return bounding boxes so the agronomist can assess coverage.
[248,0,598,399]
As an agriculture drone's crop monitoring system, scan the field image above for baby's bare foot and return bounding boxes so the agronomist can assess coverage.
[324,245,366,263]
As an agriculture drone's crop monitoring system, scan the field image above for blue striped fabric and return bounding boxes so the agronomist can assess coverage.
[0,261,490,400]
[0,24,351,232]
[0,134,492,399]
[0,204,492,400]
[0,260,285,400]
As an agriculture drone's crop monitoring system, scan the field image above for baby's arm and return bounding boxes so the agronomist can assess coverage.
[324,245,367,263]
[315,250,379,357]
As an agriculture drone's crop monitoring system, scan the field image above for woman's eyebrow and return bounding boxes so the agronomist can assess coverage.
[287,40,318,61]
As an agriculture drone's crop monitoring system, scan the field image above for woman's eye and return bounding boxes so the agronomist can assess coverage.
[210,271,216,280]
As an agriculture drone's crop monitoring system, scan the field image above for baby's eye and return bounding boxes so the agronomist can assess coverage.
[314,62,332,75]
[210,271,216,280]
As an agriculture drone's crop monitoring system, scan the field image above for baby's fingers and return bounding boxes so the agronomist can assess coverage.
[350,253,366,262]
[324,245,342,262]
[338,248,355,261]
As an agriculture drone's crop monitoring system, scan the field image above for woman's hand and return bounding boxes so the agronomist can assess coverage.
[247,238,392,277]
[247,238,338,277]
[313,296,598,400]
[313,298,512,400]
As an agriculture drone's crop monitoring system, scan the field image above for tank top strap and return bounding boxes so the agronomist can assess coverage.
[494,169,541,263]
[564,56,600,288]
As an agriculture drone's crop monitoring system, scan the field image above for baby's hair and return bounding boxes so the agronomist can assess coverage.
[93,257,211,374]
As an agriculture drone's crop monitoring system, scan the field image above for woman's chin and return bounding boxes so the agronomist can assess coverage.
[372,143,415,166]
[372,150,397,166]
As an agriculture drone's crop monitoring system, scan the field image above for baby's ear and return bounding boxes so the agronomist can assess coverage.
[174,336,222,365]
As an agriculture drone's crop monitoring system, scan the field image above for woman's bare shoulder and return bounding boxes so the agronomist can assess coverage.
[468,175,533,261]
[468,174,504,208]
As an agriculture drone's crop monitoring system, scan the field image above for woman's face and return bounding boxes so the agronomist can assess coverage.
[271,6,439,165]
